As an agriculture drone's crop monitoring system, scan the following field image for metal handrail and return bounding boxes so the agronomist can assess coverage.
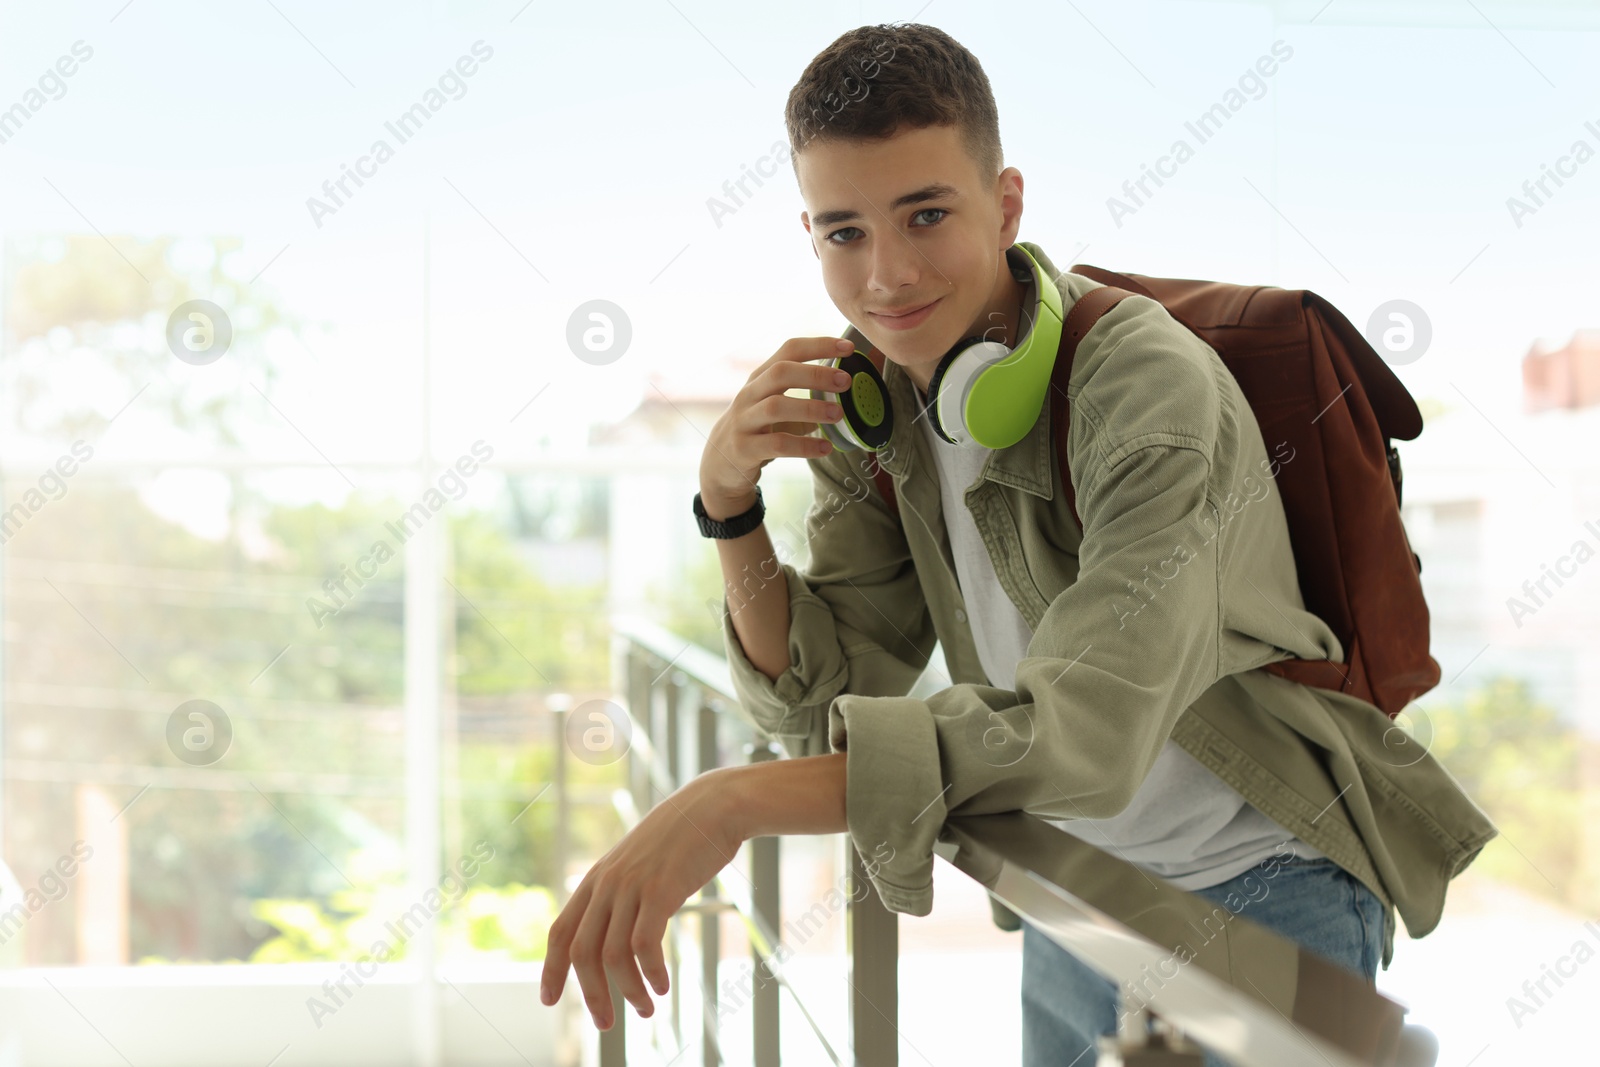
[603,616,1438,1067]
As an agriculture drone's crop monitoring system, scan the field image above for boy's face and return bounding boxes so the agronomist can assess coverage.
[797,123,1024,391]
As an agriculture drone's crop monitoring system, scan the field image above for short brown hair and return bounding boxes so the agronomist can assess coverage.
[785,23,1003,183]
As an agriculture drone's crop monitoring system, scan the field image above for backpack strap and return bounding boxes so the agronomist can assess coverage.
[1049,284,1138,531]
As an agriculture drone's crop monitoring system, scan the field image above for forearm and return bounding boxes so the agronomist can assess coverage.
[704,489,792,683]
[711,751,848,842]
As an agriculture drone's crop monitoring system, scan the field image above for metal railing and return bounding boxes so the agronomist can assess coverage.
[604,616,1438,1067]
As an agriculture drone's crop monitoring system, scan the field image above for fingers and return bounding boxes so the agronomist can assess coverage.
[540,878,591,1006]
[568,892,615,1029]
[704,338,858,506]
[538,880,671,1029]
[764,422,836,459]
[750,393,843,430]
[765,353,856,398]
[540,891,674,1030]
[601,893,655,1021]
[565,884,661,1030]
[764,419,818,438]
[633,896,675,998]
[749,339,855,402]
[765,431,834,459]
[760,335,854,372]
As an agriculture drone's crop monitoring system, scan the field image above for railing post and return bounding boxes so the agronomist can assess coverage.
[664,682,687,1052]
[745,740,782,1067]
[1098,1005,1205,1065]
[548,695,571,911]
[600,976,626,1067]
[628,650,652,822]
[547,695,578,1067]
[848,843,898,1067]
[601,649,646,1067]
[698,702,721,1067]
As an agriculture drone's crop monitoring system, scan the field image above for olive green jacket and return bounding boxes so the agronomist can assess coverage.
[718,241,1496,967]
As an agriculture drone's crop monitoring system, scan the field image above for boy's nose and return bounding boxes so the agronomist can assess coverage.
[866,237,922,293]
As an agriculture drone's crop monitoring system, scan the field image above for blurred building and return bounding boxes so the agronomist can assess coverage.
[1524,329,1600,414]
[1399,330,1600,735]
[593,348,775,625]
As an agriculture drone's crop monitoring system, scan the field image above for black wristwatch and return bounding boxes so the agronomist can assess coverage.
[694,487,765,539]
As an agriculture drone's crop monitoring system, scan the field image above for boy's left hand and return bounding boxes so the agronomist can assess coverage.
[539,769,744,1030]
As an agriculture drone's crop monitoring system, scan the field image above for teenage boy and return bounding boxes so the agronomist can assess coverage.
[540,22,1495,1064]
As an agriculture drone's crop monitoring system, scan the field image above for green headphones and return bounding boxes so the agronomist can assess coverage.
[811,243,1066,452]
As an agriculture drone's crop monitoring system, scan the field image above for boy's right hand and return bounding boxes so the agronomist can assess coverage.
[698,337,856,519]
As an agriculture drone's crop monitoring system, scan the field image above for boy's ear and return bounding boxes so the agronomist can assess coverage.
[997,167,1025,246]
[800,210,818,259]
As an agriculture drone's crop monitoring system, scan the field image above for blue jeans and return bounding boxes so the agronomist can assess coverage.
[1020,855,1383,1067]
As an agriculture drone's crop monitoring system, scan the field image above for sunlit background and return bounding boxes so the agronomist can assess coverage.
[0,0,1597,1064]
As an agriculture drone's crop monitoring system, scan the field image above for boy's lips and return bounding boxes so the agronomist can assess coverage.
[869,296,941,331]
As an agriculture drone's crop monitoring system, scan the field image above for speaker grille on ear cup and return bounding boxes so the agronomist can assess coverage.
[851,372,885,427]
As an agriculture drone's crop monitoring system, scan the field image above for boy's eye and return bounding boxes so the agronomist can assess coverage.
[823,207,949,246]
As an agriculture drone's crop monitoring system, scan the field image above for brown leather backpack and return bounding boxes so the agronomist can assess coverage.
[866,263,1438,719]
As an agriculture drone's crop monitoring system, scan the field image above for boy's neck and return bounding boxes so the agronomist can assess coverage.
[904,254,1029,398]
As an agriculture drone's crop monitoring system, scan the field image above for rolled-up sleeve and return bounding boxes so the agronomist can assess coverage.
[828,441,1232,916]
[720,445,938,760]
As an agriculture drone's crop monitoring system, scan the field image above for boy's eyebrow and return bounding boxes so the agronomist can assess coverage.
[811,182,962,228]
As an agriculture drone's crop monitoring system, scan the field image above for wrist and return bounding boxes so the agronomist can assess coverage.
[701,754,849,844]
[699,488,758,522]
[690,765,757,848]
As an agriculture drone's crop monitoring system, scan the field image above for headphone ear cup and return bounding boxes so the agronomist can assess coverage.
[818,418,860,451]
[924,337,982,444]
[810,355,864,451]
[829,351,893,451]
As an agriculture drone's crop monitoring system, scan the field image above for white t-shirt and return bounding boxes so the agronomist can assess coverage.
[919,410,1323,889]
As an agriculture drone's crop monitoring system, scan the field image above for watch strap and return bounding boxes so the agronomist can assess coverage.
[694,487,765,539]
